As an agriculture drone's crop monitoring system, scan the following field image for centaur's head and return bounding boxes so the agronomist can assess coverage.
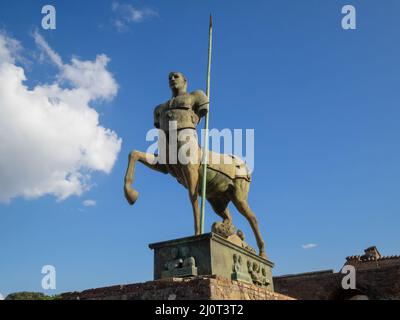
[169,72,187,95]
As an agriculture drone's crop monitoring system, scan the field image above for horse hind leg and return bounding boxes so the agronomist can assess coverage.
[208,197,232,225]
[234,199,267,259]
[181,164,201,235]
[208,198,236,237]
[231,180,267,259]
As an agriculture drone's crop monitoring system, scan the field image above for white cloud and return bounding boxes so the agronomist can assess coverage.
[34,32,118,100]
[83,199,96,207]
[0,31,21,64]
[0,32,122,203]
[0,292,4,300]
[33,32,62,67]
[112,1,158,31]
[302,243,317,250]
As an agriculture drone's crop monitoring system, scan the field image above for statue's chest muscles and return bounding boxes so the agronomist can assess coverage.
[169,94,195,109]
[159,94,199,130]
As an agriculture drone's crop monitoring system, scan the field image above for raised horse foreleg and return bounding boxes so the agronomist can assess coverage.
[124,150,168,205]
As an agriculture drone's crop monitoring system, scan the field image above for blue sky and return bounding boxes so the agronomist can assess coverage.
[0,0,399,297]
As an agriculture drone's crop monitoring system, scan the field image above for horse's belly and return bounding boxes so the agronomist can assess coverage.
[199,168,233,198]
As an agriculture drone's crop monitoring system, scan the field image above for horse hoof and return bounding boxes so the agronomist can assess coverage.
[124,186,139,205]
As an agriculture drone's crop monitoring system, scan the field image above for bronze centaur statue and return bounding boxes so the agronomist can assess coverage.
[124,72,267,258]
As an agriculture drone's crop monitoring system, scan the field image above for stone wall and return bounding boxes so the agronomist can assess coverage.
[274,247,400,300]
[209,276,292,300]
[273,270,340,300]
[345,256,400,271]
[61,276,294,300]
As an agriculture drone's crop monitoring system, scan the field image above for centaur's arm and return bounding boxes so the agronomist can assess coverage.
[192,90,209,119]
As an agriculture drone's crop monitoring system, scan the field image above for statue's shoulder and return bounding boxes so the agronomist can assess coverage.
[190,90,209,106]
[190,90,207,98]
[189,90,209,117]
[154,101,168,113]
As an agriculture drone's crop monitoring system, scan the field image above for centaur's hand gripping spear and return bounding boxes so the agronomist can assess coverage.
[200,15,213,234]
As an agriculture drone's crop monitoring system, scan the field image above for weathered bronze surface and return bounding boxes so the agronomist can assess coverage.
[149,233,274,290]
[124,72,267,258]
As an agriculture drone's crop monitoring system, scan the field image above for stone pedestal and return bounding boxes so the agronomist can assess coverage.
[149,233,274,291]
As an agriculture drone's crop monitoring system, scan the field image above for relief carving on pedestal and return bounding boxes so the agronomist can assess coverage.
[161,246,198,278]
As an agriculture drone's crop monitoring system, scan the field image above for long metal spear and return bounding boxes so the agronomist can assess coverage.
[200,14,213,234]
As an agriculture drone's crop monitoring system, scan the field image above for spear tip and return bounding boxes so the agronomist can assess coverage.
[209,14,213,28]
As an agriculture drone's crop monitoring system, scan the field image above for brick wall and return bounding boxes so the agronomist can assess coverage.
[61,276,294,300]
[274,248,400,300]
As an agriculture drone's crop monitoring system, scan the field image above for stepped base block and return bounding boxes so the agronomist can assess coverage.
[149,233,274,291]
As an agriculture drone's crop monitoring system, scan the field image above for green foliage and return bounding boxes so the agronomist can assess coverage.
[5,292,61,300]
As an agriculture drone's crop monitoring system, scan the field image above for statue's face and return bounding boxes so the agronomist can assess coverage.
[169,72,186,91]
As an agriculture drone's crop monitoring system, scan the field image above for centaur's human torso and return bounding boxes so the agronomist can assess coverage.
[153,90,209,185]
[154,90,209,131]
[153,90,250,196]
